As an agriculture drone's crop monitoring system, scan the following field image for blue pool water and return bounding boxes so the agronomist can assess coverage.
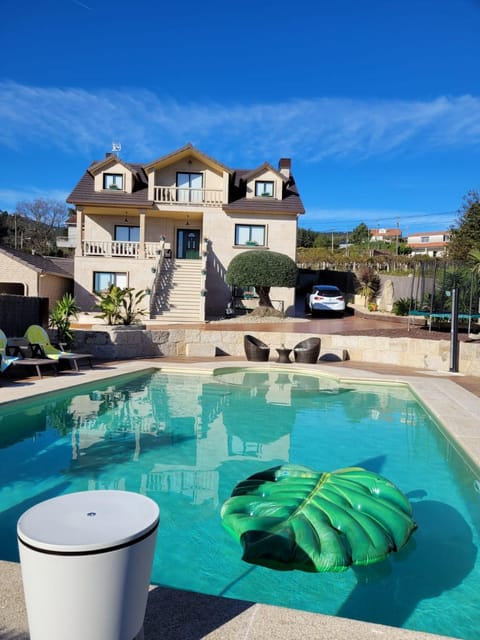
[0,368,479,639]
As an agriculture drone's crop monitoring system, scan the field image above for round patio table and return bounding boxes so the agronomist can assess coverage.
[276,347,292,363]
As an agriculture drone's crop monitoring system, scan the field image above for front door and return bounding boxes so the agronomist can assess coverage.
[177,228,200,259]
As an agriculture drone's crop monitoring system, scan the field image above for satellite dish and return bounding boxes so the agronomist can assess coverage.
[112,142,121,153]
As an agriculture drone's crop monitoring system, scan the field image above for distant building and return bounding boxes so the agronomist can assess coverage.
[56,214,77,250]
[370,228,402,243]
[406,231,450,257]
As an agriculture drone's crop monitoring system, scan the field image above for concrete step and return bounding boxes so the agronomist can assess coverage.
[151,313,202,322]
[151,259,204,321]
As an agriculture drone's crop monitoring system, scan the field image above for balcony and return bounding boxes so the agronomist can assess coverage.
[82,240,164,258]
[153,186,224,206]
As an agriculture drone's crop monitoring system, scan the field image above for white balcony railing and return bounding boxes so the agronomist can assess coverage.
[82,240,163,258]
[153,186,223,206]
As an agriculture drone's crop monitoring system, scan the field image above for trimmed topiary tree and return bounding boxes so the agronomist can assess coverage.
[226,250,298,307]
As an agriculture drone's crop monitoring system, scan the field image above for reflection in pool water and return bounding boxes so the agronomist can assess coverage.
[0,369,478,639]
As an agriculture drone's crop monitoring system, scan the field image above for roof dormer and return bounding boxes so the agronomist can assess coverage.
[144,143,232,203]
[244,162,287,201]
[88,154,136,194]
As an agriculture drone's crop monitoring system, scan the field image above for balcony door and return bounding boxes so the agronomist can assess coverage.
[177,228,200,259]
[176,172,203,203]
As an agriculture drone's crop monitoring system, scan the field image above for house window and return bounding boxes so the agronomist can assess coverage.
[103,173,124,190]
[93,272,127,293]
[176,172,203,202]
[115,225,140,242]
[421,236,429,243]
[255,181,274,197]
[235,224,266,246]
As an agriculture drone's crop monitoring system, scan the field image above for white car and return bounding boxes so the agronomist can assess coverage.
[305,284,346,317]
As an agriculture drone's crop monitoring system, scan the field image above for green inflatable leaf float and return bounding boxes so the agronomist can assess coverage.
[221,465,417,572]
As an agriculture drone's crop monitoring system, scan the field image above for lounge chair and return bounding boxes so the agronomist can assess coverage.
[244,335,270,362]
[0,330,20,373]
[293,337,321,364]
[24,325,93,372]
[5,337,59,379]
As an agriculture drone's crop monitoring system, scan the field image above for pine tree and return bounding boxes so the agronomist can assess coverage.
[448,191,480,260]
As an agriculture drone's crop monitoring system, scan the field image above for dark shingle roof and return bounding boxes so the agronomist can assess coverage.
[67,162,150,207]
[67,150,305,215]
[224,174,304,214]
[48,257,74,277]
[0,246,73,278]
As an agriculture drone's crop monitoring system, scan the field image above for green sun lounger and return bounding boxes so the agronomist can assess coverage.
[24,325,93,372]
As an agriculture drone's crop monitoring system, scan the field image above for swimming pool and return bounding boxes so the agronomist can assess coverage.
[0,368,478,639]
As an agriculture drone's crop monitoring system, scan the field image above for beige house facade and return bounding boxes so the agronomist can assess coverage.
[67,144,304,321]
[0,246,73,308]
[407,230,450,257]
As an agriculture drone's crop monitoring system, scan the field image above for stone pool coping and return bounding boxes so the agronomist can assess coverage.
[1,358,473,640]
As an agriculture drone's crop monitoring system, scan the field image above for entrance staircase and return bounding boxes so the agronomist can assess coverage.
[150,259,204,323]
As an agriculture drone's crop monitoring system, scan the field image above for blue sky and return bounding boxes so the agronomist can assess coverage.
[1,0,480,235]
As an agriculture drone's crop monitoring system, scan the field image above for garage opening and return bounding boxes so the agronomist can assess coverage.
[0,283,25,295]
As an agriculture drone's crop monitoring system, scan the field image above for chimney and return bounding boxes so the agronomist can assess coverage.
[105,152,113,158]
[279,158,291,178]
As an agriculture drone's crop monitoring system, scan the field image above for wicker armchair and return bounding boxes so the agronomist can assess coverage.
[244,335,270,362]
[293,337,321,364]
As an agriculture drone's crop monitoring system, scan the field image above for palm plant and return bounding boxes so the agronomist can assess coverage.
[357,266,381,308]
[95,285,147,325]
[48,293,80,348]
[121,287,147,325]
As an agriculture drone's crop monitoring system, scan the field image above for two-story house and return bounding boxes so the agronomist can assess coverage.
[406,231,450,257]
[67,144,304,322]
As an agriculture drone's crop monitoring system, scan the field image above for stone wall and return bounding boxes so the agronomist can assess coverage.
[71,326,480,377]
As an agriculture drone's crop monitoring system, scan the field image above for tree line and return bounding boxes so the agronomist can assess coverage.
[0,198,71,256]
[297,190,480,265]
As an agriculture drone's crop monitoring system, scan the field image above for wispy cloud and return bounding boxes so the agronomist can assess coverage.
[70,0,93,9]
[1,82,480,163]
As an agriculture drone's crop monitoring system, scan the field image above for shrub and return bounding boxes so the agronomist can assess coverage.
[392,297,416,316]
[226,250,298,307]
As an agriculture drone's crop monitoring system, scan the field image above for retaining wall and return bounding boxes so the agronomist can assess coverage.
[72,326,480,377]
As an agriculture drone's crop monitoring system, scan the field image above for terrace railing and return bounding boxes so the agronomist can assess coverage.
[82,240,163,258]
[153,186,224,206]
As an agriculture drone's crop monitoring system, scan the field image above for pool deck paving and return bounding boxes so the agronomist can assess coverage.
[0,354,476,640]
